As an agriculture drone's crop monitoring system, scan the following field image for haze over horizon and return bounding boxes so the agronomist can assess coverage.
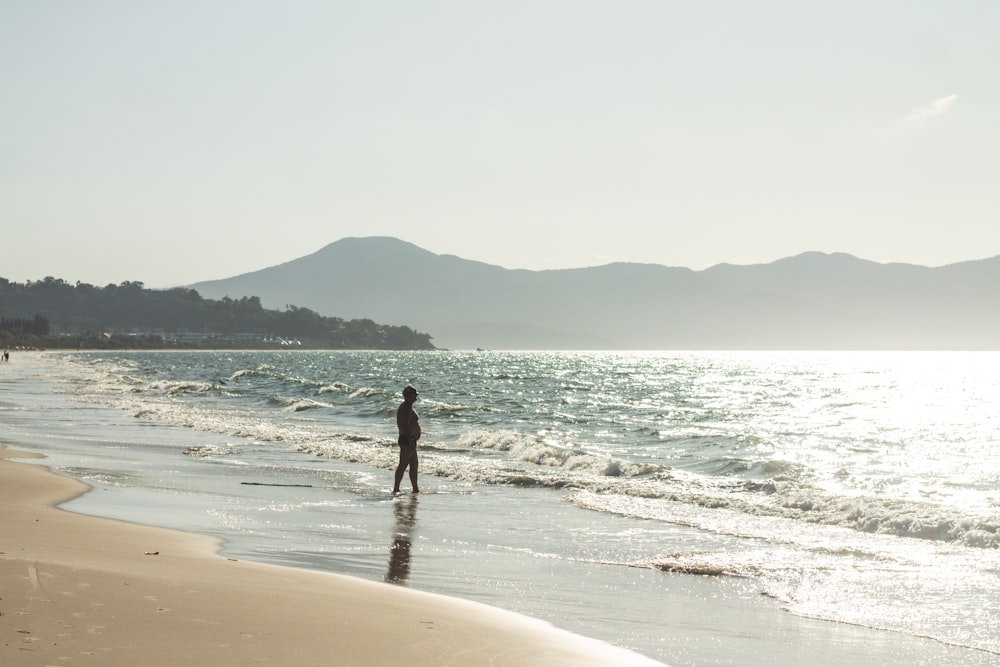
[3,2,998,288]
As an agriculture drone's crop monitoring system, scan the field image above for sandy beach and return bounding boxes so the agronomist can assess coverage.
[0,447,662,666]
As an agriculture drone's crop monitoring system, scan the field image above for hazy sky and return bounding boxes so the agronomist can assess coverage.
[2,1,998,287]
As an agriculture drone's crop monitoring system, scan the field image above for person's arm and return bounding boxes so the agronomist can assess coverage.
[397,404,410,434]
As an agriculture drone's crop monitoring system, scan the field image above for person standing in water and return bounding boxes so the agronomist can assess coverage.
[394,384,421,494]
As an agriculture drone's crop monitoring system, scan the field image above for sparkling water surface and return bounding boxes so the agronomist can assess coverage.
[4,350,998,666]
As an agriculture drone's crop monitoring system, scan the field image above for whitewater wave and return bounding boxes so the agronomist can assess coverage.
[572,487,1000,549]
[57,353,1000,550]
[456,430,663,478]
[281,398,330,412]
[229,365,284,382]
[317,381,353,394]
[348,387,384,399]
[149,380,216,396]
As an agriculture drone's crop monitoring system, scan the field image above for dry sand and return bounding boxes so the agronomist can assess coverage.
[0,447,662,666]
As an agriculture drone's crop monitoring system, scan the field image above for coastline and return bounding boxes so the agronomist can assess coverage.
[4,350,997,666]
[0,447,662,666]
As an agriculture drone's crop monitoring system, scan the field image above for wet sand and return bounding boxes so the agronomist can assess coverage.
[0,447,662,666]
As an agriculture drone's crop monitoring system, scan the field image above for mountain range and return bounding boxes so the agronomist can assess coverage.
[188,237,1000,350]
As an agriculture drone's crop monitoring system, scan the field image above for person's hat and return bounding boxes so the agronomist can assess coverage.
[403,384,418,396]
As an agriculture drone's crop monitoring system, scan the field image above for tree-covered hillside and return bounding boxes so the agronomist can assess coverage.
[0,277,435,350]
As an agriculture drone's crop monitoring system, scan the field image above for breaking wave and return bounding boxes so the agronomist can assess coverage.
[57,351,1000,551]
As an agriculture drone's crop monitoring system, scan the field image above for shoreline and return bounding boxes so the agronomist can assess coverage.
[5,350,998,666]
[0,447,662,666]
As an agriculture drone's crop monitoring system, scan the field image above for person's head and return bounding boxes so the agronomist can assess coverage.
[403,384,418,401]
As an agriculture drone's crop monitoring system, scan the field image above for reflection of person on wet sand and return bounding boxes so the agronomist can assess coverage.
[393,384,421,494]
[385,494,418,584]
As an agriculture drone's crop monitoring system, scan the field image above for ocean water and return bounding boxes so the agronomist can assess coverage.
[2,350,999,666]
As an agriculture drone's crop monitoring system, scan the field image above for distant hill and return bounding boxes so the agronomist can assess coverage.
[0,275,435,350]
[188,237,1000,350]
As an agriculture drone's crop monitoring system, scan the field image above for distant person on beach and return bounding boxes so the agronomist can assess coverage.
[393,384,421,494]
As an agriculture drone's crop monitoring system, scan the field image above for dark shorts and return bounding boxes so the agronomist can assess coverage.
[398,435,417,448]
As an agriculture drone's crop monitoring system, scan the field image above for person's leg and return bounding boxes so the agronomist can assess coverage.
[393,447,408,493]
[409,449,419,493]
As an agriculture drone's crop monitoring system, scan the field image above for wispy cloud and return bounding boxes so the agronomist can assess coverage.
[901,93,957,129]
